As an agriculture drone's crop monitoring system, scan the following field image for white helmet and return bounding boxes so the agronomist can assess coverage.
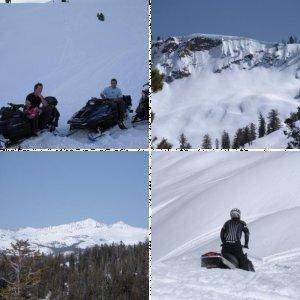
[230,208,241,219]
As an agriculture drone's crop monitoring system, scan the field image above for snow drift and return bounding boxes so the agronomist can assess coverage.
[152,151,300,299]
[0,218,147,254]
[152,34,300,148]
[0,0,148,148]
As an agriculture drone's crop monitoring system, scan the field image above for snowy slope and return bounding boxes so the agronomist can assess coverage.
[152,34,300,149]
[152,151,300,299]
[0,0,148,148]
[0,218,147,254]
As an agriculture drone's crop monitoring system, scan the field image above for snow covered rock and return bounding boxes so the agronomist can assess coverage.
[152,34,300,148]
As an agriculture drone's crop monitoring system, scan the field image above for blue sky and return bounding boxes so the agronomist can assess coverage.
[152,0,300,42]
[0,152,148,229]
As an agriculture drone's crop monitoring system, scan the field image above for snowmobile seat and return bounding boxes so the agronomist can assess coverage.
[8,103,24,110]
[123,95,132,107]
[45,96,58,107]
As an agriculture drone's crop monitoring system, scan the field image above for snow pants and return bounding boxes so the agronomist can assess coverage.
[221,243,250,271]
[108,99,126,122]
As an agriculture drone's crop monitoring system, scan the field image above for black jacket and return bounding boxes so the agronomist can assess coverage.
[220,219,249,246]
[26,92,41,108]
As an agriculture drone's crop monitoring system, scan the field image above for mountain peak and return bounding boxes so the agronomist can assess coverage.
[0,219,147,254]
[75,218,102,227]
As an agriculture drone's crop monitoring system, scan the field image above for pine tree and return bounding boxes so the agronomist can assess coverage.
[267,109,281,134]
[151,68,164,92]
[221,131,230,149]
[243,125,251,145]
[249,123,256,143]
[288,35,295,44]
[202,134,212,149]
[178,133,191,149]
[215,138,219,149]
[0,240,43,299]
[258,113,266,138]
[284,107,300,148]
[232,128,244,149]
[157,138,173,149]
[0,241,149,299]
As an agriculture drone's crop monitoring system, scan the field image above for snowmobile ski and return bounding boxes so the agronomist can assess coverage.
[88,131,107,142]
[132,119,148,127]
[118,121,127,130]
[53,128,79,138]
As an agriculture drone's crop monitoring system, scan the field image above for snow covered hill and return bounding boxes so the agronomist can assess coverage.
[152,151,300,299]
[152,34,300,148]
[0,218,147,254]
[0,0,148,148]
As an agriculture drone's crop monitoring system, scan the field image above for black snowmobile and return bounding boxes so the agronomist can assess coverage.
[132,84,149,124]
[201,251,255,272]
[68,95,132,132]
[0,97,59,147]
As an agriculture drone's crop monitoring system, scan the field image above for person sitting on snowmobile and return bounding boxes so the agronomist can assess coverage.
[25,83,59,134]
[100,78,126,129]
[25,82,47,135]
[220,208,253,271]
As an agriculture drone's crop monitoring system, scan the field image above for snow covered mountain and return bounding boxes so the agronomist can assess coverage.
[152,151,300,299]
[0,0,148,148]
[0,218,147,254]
[152,34,300,148]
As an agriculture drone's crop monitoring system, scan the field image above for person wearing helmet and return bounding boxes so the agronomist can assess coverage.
[220,208,251,270]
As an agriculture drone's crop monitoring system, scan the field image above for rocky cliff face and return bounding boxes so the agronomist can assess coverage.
[152,34,300,82]
[151,34,300,148]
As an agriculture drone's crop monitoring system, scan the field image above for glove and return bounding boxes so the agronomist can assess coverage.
[244,245,249,249]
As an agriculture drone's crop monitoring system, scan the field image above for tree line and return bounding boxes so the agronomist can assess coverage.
[156,109,281,149]
[0,239,149,299]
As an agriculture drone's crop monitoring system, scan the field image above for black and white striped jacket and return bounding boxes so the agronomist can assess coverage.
[220,219,249,246]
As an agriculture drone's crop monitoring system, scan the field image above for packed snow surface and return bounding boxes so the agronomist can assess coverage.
[0,218,147,254]
[0,0,148,148]
[152,151,300,299]
[152,34,300,148]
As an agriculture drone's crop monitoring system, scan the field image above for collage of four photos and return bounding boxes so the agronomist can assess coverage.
[0,0,300,299]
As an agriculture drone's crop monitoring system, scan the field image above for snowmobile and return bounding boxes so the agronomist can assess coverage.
[0,97,59,147]
[67,95,132,139]
[201,251,255,272]
[132,84,149,124]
